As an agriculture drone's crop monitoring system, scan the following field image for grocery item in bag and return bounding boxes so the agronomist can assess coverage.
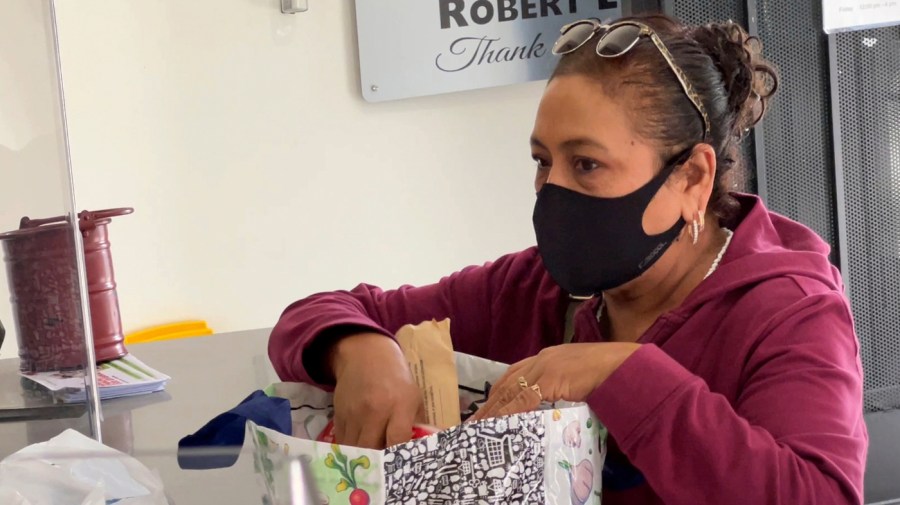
[394,319,461,429]
[315,421,437,443]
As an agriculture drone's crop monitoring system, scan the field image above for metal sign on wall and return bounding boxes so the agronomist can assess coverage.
[354,0,622,102]
[823,0,900,33]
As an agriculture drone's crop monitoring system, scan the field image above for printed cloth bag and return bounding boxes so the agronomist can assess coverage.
[249,352,607,505]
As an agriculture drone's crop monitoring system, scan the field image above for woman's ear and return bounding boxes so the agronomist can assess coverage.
[679,144,717,222]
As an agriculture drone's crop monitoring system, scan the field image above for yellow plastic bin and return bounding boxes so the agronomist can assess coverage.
[124,321,214,345]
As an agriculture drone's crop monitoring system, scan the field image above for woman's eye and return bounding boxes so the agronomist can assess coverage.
[573,158,601,173]
[533,157,550,171]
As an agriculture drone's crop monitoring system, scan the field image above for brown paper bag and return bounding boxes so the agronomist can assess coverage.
[395,319,461,429]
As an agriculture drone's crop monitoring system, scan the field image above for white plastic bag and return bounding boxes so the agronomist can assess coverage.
[0,429,167,505]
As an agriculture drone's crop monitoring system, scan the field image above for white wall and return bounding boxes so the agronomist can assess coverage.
[49,0,544,338]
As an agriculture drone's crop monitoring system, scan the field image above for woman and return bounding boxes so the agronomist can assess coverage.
[270,15,867,504]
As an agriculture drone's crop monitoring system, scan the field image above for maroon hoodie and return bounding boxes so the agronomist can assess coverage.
[269,194,867,504]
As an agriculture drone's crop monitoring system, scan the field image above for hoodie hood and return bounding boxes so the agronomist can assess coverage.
[676,193,844,314]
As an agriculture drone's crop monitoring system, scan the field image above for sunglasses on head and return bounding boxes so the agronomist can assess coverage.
[552,19,712,143]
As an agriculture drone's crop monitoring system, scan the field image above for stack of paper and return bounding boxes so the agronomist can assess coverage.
[20,354,170,403]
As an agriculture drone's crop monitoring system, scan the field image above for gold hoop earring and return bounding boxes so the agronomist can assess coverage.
[691,219,700,245]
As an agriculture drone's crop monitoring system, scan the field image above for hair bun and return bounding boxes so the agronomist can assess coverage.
[690,21,779,134]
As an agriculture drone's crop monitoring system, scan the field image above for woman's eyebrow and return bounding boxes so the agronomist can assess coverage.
[530,136,610,152]
[560,137,609,152]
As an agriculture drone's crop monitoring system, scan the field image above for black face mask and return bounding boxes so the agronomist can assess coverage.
[532,160,685,297]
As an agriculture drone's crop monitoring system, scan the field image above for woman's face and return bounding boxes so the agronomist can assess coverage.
[530,74,689,236]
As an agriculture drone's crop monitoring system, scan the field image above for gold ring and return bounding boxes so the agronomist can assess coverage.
[517,376,529,389]
[530,384,543,401]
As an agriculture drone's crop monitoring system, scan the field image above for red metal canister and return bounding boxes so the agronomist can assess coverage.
[77,208,132,363]
[0,208,132,372]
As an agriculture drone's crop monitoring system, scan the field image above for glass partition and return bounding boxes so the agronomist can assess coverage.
[0,0,101,450]
[1,328,286,504]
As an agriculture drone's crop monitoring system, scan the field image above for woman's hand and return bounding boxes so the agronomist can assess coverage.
[470,342,641,421]
[329,333,424,449]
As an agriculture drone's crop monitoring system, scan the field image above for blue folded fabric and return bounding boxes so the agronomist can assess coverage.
[178,390,292,470]
[603,457,646,491]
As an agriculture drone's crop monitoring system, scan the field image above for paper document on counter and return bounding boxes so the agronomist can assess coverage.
[20,354,170,403]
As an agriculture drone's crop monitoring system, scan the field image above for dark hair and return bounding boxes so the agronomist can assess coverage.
[550,15,779,224]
